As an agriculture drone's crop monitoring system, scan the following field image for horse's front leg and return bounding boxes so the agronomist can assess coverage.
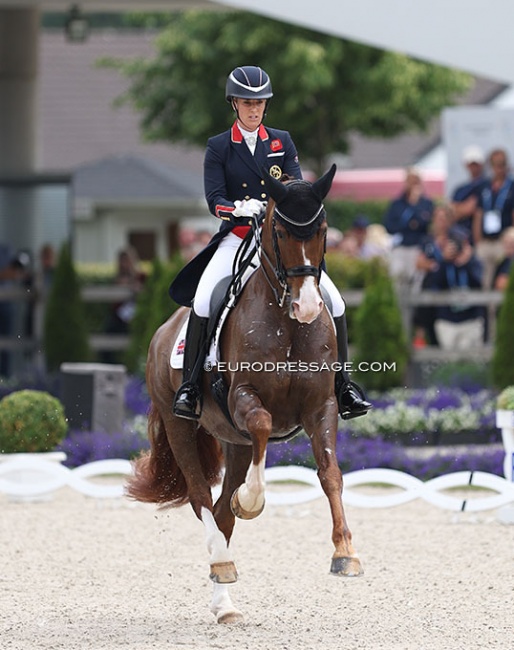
[303,399,364,577]
[229,385,271,519]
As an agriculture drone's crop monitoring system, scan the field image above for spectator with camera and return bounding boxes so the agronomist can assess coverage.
[429,226,484,350]
[383,167,434,284]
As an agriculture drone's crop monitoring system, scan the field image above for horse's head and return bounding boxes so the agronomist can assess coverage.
[261,164,336,324]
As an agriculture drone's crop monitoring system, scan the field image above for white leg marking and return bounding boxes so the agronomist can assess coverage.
[236,452,266,513]
[201,507,232,564]
[210,583,243,622]
[201,508,243,623]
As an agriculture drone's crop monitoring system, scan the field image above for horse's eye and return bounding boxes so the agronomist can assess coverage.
[276,230,286,240]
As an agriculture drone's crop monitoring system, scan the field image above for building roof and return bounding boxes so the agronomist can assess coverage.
[72,154,204,202]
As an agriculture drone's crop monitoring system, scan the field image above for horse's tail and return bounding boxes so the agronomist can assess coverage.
[126,403,224,508]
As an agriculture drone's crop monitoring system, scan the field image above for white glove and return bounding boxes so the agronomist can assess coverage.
[233,199,266,218]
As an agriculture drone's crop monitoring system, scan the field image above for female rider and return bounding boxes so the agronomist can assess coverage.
[170,65,370,421]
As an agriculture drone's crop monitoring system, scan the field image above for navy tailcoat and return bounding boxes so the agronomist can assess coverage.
[169,122,302,306]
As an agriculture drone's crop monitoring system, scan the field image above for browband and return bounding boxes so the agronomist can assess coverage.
[274,203,325,227]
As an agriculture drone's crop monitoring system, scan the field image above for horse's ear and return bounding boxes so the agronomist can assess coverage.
[312,164,337,201]
[261,166,289,204]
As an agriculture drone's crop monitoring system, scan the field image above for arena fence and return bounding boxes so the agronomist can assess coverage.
[0,456,513,517]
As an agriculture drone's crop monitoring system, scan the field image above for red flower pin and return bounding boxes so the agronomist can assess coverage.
[270,139,283,152]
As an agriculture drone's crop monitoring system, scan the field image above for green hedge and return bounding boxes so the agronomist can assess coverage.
[325,198,389,233]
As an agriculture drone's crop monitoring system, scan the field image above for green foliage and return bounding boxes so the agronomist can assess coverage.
[429,361,491,390]
[0,390,68,453]
[43,243,91,372]
[326,199,389,233]
[124,254,184,373]
[325,253,377,290]
[497,386,514,410]
[100,10,471,173]
[352,260,409,391]
[492,263,514,389]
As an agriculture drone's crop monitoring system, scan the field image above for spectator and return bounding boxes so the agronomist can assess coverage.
[0,243,28,376]
[430,226,484,351]
[473,148,514,289]
[412,203,455,345]
[39,243,56,290]
[360,223,392,261]
[492,226,514,290]
[102,246,146,363]
[383,167,434,283]
[451,145,487,243]
[338,215,369,257]
[325,227,344,252]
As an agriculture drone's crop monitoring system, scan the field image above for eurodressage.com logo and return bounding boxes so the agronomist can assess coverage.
[203,360,397,373]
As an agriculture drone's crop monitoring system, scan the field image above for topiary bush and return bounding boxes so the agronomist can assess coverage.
[0,390,68,453]
[124,254,184,374]
[492,262,514,389]
[43,243,91,372]
[352,259,409,391]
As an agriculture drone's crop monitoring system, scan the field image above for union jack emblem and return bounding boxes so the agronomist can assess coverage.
[176,338,186,355]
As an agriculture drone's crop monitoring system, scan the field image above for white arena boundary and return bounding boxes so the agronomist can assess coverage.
[0,456,514,513]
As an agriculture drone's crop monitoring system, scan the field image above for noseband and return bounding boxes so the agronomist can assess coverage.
[255,206,324,308]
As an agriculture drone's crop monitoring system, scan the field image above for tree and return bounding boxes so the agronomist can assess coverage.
[43,243,91,372]
[492,263,514,389]
[103,10,471,174]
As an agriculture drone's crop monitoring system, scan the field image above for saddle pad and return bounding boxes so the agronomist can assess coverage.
[170,261,258,370]
[170,317,189,369]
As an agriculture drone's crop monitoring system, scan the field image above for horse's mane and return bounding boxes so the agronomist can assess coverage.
[272,176,327,241]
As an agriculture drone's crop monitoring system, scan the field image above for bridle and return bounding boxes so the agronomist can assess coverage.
[252,206,325,308]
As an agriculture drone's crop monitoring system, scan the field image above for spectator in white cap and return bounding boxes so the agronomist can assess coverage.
[450,144,487,244]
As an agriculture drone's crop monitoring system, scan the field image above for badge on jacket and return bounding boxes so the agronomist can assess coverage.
[269,164,282,179]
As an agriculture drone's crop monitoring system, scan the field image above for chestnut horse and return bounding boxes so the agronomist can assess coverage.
[127,165,363,624]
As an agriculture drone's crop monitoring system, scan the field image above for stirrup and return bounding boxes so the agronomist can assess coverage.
[173,383,202,421]
[338,381,371,421]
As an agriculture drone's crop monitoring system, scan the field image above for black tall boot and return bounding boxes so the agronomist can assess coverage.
[334,314,372,420]
[173,311,209,420]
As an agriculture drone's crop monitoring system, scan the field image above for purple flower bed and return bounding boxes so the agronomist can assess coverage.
[58,427,150,468]
[265,429,504,480]
[3,372,505,481]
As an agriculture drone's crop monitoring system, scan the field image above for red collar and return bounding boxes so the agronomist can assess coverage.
[231,122,269,143]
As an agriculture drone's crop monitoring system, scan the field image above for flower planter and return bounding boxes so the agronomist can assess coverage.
[495,410,514,482]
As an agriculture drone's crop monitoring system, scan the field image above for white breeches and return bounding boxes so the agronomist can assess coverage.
[193,232,345,318]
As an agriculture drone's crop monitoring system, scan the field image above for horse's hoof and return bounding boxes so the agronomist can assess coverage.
[230,488,265,520]
[209,561,238,584]
[330,556,364,577]
[217,610,244,624]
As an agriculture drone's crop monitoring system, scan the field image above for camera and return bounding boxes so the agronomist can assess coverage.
[10,251,31,271]
[448,227,468,254]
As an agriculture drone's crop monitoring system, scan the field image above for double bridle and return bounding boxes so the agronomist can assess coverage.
[253,206,325,308]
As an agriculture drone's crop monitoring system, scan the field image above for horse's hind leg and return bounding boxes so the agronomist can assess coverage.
[304,404,364,577]
[159,411,242,623]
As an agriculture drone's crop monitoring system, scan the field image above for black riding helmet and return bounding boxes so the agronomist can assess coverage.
[225,65,273,102]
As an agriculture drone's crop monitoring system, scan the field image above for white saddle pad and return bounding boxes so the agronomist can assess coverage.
[170,261,258,370]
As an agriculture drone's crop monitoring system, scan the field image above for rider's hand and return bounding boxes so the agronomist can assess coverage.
[233,199,266,218]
